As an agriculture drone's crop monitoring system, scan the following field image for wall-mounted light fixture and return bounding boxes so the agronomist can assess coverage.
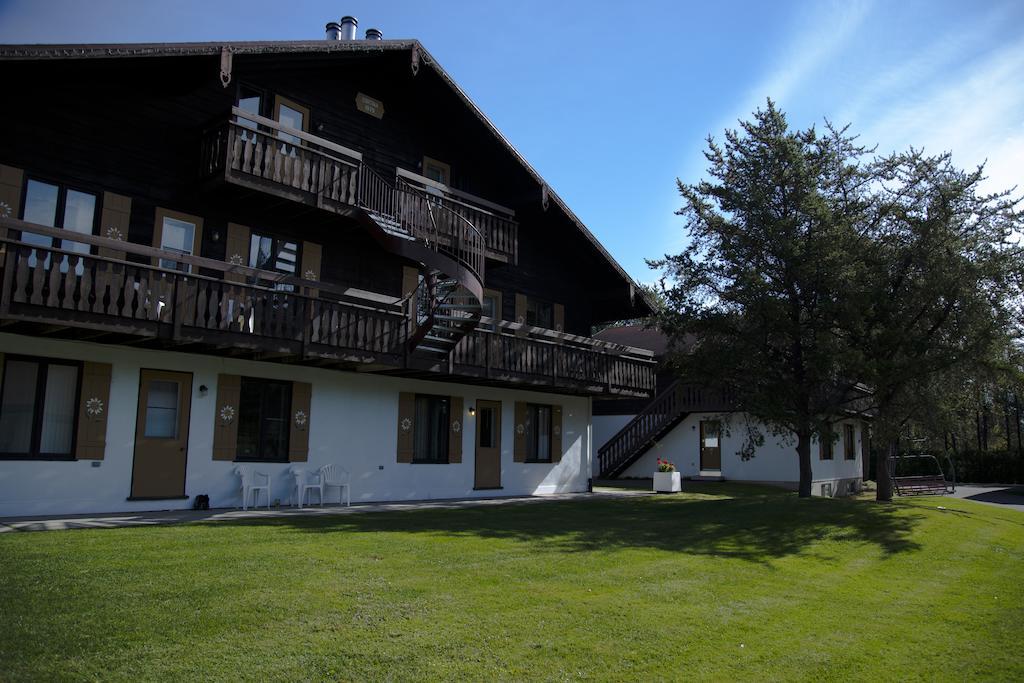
[468,406,476,417]
[199,385,209,395]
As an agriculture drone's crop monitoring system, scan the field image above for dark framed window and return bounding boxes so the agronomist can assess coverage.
[236,83,266,130]
[525,403,553,462]
[526,298,554,329]
[843,424,856,460]
[20,178,99,272]
[249,231,299,290]
[0,356,82,460]
[819,429,834,460]
[413,394,449,463]
[236,378,291,462]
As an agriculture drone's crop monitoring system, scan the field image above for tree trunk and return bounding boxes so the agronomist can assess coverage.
[797,429,813,497]
[875,439,894,502]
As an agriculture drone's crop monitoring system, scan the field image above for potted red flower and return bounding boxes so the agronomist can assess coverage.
[654,458,681,493]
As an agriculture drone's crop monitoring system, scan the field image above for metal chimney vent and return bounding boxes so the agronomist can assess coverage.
[339,16,358,40]
[365,28,383,40]
[325,22,342,40]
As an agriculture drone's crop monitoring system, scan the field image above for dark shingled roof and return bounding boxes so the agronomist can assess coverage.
[592,325,669,357]
[0,38,654,316]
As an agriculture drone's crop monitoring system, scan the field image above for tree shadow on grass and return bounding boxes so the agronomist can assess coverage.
[207,486,922,564]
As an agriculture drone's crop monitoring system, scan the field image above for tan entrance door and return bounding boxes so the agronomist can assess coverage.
[699,420,722,471]
[130,369,193,499]
[474,400,502,489]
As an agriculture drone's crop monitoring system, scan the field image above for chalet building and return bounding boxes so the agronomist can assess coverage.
[0,25,663,516]
[592,325,867,497]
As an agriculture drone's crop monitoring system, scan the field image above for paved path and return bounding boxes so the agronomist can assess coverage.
[0,489,651,533]
[947,484,1024,513]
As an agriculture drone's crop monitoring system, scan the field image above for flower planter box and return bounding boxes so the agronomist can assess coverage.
[653,471,681,493]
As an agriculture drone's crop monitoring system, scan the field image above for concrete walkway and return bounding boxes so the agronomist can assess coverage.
[948,484,1024,513]
[0,489,651,533]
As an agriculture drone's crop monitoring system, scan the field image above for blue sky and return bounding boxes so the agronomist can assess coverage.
[0,0,1021,282]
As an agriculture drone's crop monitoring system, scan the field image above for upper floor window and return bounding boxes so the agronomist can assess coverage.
[155,210,201,273]
[819,429,834,460]
[0,355,81,460]
[843,424,856,460]
[20,179,98,268]
[274,95,310,145]
[249,231,299,290]
[423,156,451,186]
[526,297,554,329]
[237,85,264,125]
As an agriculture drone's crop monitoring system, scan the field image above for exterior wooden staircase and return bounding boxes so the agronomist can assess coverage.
[597,380,732,478]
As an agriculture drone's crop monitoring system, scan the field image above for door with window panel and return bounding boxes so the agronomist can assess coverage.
[20,179,97,273]
[249,232,299,291]
[130,370,192,498]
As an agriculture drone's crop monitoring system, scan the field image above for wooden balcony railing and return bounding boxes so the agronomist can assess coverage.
[0,217,654,397]
[396,169,518,264]
[451,318,656,397]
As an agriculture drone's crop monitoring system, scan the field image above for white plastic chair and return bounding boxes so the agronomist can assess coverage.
[320,464,351,506]
[291,467,323,509]
[236,465,271,510]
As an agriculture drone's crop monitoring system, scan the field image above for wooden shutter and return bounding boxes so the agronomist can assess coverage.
[288,381,312,462]
[513,401,529,462]
[301,241,322,296]
[224,223,250,283]
[212,374,241,460]
[514,293,528,337]
[0,165,23,239]
[98,192,131,260]
[397,391,415,463]
[551,404,563,463]
[553,303,565,333]
[449,395,463,463]
[75,362,113,459]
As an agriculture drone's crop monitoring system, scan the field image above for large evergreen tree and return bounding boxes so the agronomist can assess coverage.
[653,100,1024,499]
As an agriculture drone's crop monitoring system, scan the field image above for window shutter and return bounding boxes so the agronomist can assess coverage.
[0,165,23,239]
[224,223,250,283]
[300,241,322,296]
[513,401,528,462]
[553,304,565,333]
[288,381,312,462]
[98,192,131,260]
[551,404,563,463]
[212,374,241,460]
[75,362,112,460]
[449,395,463,463]
[514,293,528,337]
[397,391,415,463]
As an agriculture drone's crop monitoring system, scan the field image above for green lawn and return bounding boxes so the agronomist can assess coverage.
[1,485,1021,682]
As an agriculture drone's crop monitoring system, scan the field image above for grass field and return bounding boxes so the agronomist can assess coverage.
[1,484,1021,681]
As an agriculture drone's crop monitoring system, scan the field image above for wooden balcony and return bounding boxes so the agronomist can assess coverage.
[0,218,654,397]
[200,109,517,263]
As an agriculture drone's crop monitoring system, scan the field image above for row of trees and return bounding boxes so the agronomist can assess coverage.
[652,100,1024,500]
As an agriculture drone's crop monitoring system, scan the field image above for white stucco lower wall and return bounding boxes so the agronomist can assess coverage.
[604,411,863,496]
[0,333,592,517]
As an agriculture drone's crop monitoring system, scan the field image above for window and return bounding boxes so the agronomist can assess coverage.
[274,95,310,146]
[482,289,501,331]
[236,378,291,461]
[143,381,179,438]
[237,85,264,127]
[20,179,98,272]
[525,403,553,462]
[844,424,856,460]
[249,231,299,290]
[0,356,81,459]
[422,156,450,186]
[819,429,834,460]
[413,394,449,463]
[526,297,554,329]
[478,405,497,448]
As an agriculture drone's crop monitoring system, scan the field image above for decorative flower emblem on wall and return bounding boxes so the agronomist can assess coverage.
[294,409,308,429]
[228,253,244,266]
[304,269,317,281]
[105,226,124,241]
[515,423,525,435]
[401,417,413,432]
[219,404,236,425]
[85,397,104,418]
[451,420,461,433]
[0,201,10,218]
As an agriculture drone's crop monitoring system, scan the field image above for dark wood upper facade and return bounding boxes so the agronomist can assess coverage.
[0,40,654,397]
